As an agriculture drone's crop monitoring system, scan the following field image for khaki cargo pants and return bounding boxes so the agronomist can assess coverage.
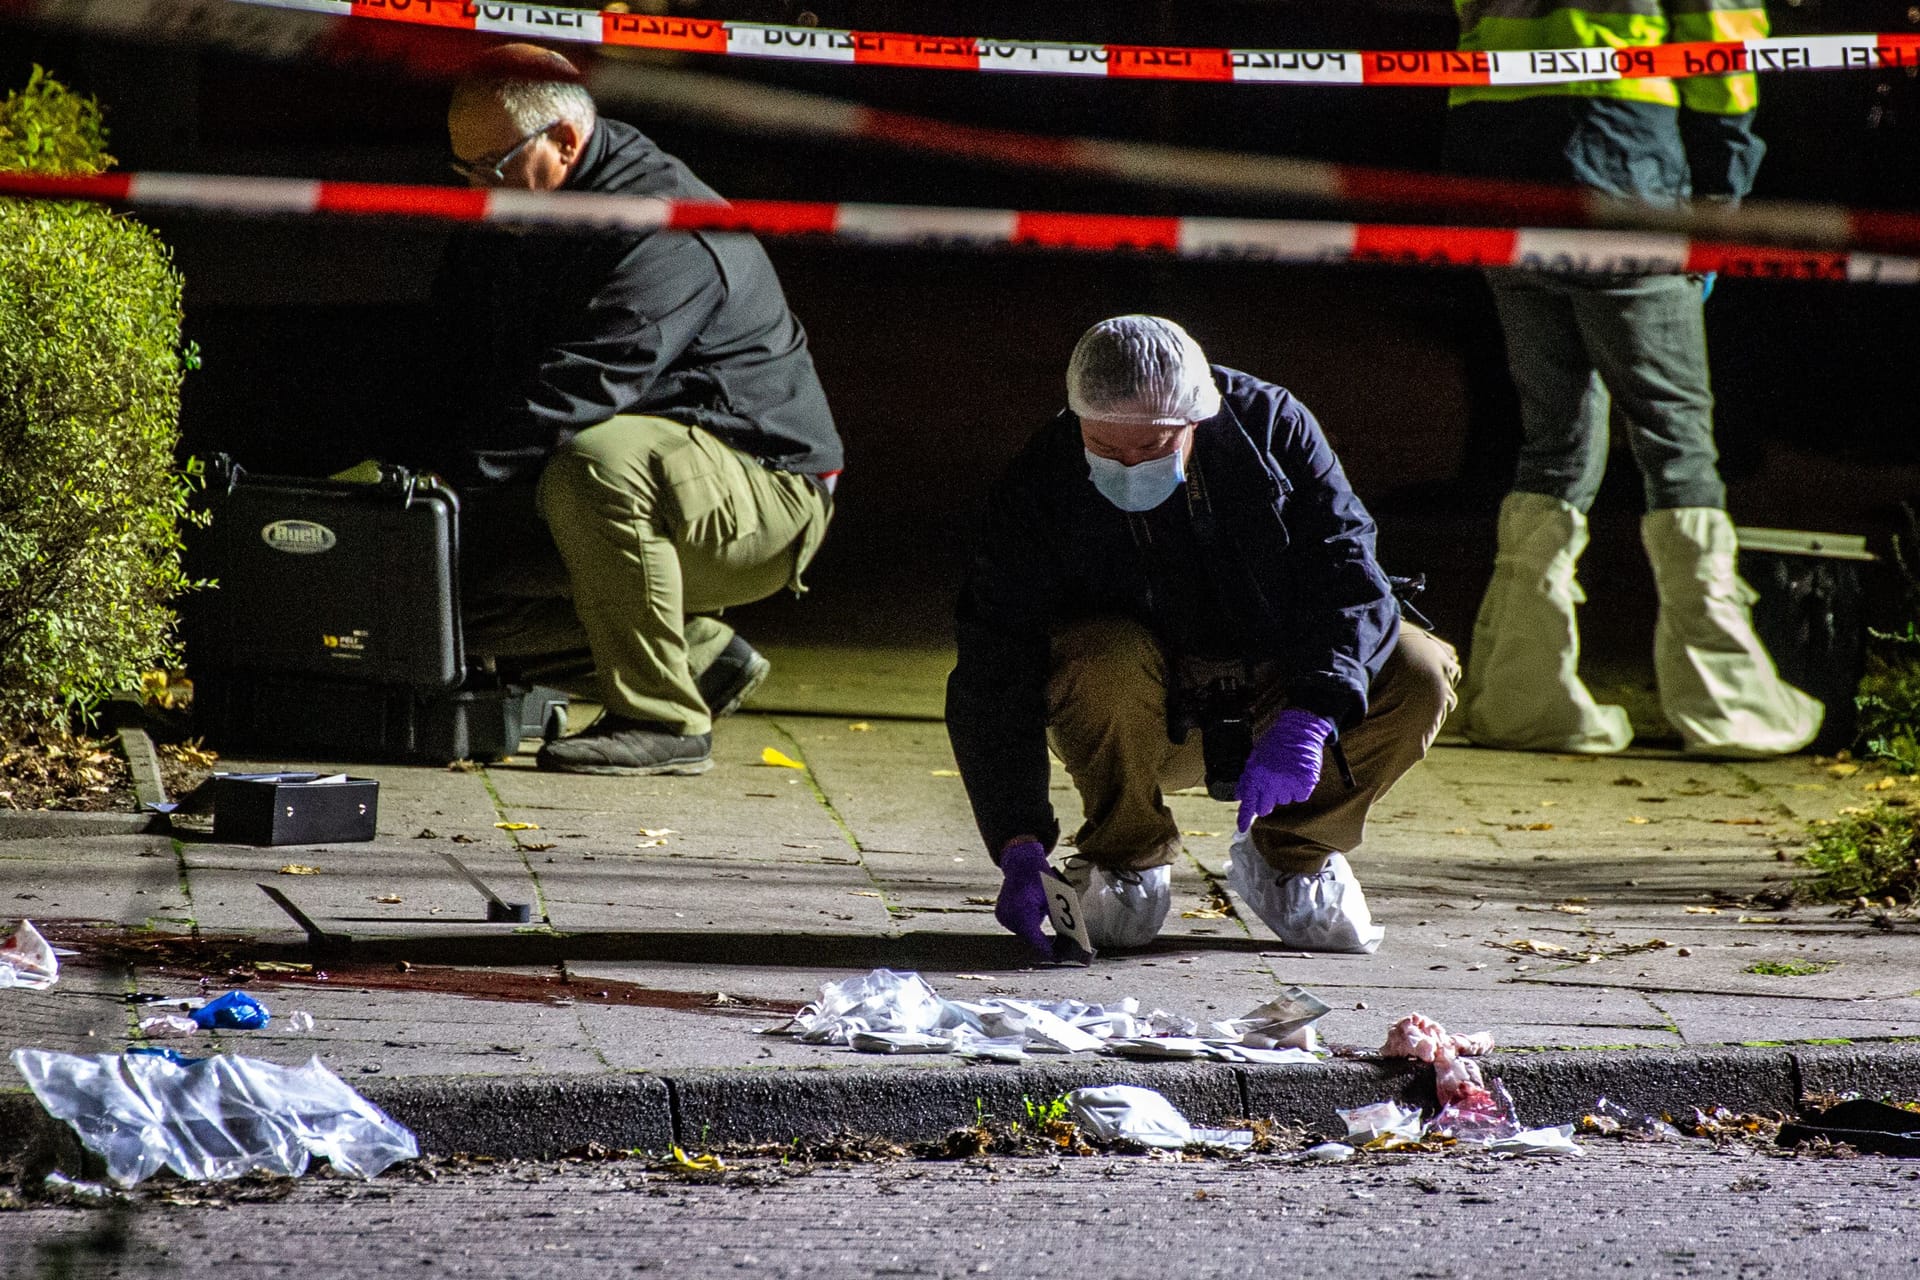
[1046,618,1460,875]
[462,416,831,737]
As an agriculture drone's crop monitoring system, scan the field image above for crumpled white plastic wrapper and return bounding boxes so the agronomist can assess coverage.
[1490,1125,1582,1157]
[1213,987,1331,1048]
[1337,1099,1425,1148]
[788,969,961,1044]
[1292,1141,1357,1164]
[11,1049,419,1187]
[779,969,1332,1065]
[137,1015,202,1039]
[0,920,59,990]
[1065,1085,1250,1150]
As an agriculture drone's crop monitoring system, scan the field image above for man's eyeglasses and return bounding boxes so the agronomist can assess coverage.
[449,120,561,185]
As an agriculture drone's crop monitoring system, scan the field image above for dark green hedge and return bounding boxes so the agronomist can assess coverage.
[0,68,201,730]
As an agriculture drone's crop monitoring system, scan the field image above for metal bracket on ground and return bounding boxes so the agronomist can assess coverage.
[438,851,534,923]
[257,883,353,955]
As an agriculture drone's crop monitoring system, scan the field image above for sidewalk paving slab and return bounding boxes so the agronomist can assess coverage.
[4,713,1919,1162]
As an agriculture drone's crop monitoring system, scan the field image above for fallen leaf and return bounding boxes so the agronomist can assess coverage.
[372,895,403,905]
[638,828,678,838]
[1539,800,1559,808]
[1738,915,1786,925]
[635,839,668,849]
[1182,830,1220,838]
[963,896,995,906]
[670,1147,725,1173]
[1684,905,1722,915]
[930,769,961,778]
[254,961,312,974]
[1627,816,1651,825]
[847,722,872,732]
[1711,818,1768,826]
[760,747,806,770]
[494,821,541,831]
[1867,777,1897,792]
[1828,762,1861,778]
[414,828,438,839]
[850,890,883,898]
[1448,827,1471,835]
[522,843,555,852]
[278,864,321,876]
[1553,903,1589,915]
[450,833,477,844]
[1181,907,1230,920]
[1613,777,1645,788]
[447,759,483,773]
[1496,939,1571,956]
[1505,822,1555,832]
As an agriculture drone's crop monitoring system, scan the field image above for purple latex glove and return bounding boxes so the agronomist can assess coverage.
[1236,708,1335,833]
[995,839,1053,956]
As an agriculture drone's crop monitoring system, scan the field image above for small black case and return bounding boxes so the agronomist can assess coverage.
[212,772,380,846]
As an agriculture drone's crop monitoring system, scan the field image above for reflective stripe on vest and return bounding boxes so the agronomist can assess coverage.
[1449,0,1767,115]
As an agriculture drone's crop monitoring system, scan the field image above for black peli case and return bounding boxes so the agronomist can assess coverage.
[190,458,564,764]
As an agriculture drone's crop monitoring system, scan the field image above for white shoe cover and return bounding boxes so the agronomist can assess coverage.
[1643,508,1824,758]
[1228,832,1384,954]
[1061,860,1171,950]
[1460,492,1632,754]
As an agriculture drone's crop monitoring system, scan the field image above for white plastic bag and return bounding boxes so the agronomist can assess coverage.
[0,920,58,990]
[1067,1085,1196,1149]
[1337,1099,1425,1148]
[11,1049,419,1187]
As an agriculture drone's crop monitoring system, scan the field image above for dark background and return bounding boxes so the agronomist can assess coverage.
[6,0,1920,663]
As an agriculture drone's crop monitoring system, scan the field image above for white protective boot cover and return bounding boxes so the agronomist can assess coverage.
[1061,859,1172,950]
[1460,491,1633,753]
[1642,507,1823,758]
[1227,832,1384,954]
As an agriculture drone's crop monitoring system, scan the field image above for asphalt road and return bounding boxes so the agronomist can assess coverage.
[6,1142,1920,1280]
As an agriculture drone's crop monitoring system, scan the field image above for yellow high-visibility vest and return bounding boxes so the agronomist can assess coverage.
[1450,0,1767,116]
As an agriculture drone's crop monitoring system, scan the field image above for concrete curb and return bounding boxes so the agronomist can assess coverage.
[12,1044,1920,1168]
[0,810,168,841]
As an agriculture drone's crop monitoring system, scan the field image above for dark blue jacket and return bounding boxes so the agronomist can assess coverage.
[945,367,1399,857]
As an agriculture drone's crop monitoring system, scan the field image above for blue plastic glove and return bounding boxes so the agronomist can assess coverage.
[995,839,1053,956]
[1699,271,1717,301]
[191,990,270,1031]
[1236,708,1335,833]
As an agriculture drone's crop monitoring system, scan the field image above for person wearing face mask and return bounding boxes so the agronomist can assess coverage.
[411,43,841,777]
[947,316,1460,960]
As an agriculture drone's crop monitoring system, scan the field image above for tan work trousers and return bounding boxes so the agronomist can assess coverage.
[1046,618,1460,875]
[463,416,830,737]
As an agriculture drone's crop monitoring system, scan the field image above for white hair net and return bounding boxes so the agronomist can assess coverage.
[1066,315,1221,426]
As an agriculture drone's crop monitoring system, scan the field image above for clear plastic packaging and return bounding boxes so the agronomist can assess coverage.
[0,920,58,990]
[12,1049,418,1187]
[1337,1100,1425,1148]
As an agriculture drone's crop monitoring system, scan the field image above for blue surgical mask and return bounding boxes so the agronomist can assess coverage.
[1085,447,1185,512]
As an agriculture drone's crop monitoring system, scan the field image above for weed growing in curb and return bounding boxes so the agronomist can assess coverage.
[1798,803,1920,904]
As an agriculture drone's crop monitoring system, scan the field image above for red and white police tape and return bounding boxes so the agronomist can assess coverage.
[9,0,1920,87]
[585,62,1920,256]
[13,0,1920,257]
[3,169,1915,285]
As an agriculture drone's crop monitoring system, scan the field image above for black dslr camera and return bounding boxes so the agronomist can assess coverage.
[1168,668,1254,802]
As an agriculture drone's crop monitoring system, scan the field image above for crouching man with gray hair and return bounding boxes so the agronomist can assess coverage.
[947,317,1459,959]
[421,44,841,775]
